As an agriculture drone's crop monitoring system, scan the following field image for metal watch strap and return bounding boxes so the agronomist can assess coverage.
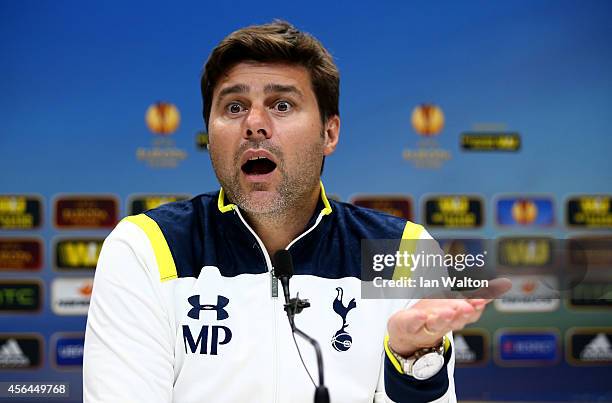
[388,336,446,376]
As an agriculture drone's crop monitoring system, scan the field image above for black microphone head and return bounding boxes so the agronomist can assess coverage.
[273,249,294,279]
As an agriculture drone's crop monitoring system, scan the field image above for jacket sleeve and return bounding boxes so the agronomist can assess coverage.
[83,221,174,403]
[378,331,457,403]
[374,223,458,403]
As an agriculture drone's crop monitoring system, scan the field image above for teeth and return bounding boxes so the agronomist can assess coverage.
[248,156,267,161]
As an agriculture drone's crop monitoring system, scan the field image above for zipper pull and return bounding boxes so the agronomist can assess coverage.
[271,272,278,298]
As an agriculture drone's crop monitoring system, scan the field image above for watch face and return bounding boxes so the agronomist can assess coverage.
[412,352,445,380]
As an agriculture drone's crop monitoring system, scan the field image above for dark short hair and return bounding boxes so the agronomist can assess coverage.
[200,20,339,129]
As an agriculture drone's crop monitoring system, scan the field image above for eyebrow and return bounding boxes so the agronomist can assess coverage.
[215,83,304,107]
[216,84,249,104]
[263,84,304,99]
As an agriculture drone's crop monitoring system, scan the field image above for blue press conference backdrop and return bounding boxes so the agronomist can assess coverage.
[1,1,611,402]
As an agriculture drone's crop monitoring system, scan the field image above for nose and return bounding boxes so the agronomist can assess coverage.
[246,128,268,137]
[243,105,272,140]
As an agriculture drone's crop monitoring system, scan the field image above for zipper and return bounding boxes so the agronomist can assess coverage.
[233,209,279,402]
[272,289,280,403]
[233,208,274,271]
[232,207,327,403]
[286,211,326,250]
[232,208,278,295]
[233,207,327,289]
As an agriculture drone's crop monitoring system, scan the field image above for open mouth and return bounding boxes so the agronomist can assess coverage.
[241,156,277,175]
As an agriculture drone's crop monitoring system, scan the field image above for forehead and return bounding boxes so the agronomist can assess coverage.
[213,62,314,97]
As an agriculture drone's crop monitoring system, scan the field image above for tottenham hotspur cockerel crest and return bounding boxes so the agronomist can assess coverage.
[331,287,356,352]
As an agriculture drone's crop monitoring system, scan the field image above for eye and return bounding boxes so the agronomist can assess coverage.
[272,100,292,113]
[226,102,246,114]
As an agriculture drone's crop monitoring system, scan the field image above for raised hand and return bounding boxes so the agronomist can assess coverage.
[387,278,511,356]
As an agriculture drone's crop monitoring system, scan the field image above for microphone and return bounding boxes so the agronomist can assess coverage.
[273,250,330,403]
[273,249,293,305]
[273,250,310,328]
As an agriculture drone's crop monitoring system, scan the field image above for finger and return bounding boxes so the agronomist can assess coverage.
[466,312,484,326]
[403,309,428,334]
[446,300,477,330]
[425,308,455,334]
[457,299,490,325]
[455,308,485,329]
[463,278,512,299]
[467,299,489,310]
[448,299,477,315]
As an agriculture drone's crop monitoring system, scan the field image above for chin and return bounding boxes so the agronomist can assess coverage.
[240,191,284,215]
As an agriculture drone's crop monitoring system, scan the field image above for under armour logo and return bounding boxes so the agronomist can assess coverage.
[187,295,229,320]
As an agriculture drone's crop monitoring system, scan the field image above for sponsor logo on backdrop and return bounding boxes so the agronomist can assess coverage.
[195,130,209,152]
[52,333,84,369]
[496,330,559,366]
[494,275,560,312]
[438,239,486,256]
[350,196,413,220]
[568,282,612,308]
[137,101,188,168]
[402,104,451,169]
[411,104,444,136]
[51,278,93,315]
[54,196,118,229]
[437,239,492,285]
[0,239,43,270]
[0,335,42,369]
[454,330,488,366]
[496,196,554,226]
[497,237,553,268]
[54,238,103,271]
[145,102,180,135]
[0,281,41,313]
[127,194,191,215]
[424,195,483,228]
[568,236,612,268]
[461,132,521,152]
[567,329,612,365]
[0,195,42,230]
[567,195,612,228]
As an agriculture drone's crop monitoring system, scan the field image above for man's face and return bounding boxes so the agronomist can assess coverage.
[208,62,339,215]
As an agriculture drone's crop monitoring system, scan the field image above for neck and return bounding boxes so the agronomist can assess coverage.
[244,186,321,255]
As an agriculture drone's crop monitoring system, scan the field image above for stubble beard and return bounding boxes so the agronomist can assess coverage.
[212,136,324,219]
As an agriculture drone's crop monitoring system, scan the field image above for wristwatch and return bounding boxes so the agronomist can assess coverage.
[387,336,446,380]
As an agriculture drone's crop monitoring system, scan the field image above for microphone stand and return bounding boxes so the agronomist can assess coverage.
[283,293,330,403]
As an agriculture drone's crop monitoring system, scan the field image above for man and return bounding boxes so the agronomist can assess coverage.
[84,21,500,403]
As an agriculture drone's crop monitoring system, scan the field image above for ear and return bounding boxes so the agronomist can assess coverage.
[322,115,340,156]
